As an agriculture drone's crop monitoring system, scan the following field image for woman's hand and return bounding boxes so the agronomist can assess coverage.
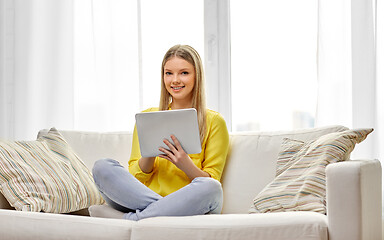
[158,135,210,181]
[158,135,190,170]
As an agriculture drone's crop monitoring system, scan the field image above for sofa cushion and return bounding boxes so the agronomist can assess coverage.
[221,125,348,214]
[249,128,373,214]
[0,128,104,213]
[0,209,134,240]
[132,212,328,240]
[37,129,133,170]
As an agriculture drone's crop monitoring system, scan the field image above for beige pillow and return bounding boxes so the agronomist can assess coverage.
[0,128,104,213]
[249,128,373,214]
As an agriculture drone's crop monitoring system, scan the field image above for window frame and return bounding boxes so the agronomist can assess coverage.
[204,0,232,131]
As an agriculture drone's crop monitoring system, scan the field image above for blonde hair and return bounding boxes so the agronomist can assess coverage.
[159,44,207,143]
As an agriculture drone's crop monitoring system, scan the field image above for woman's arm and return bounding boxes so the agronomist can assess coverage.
[129,124,156,183]
[199,113,229,181]
[138,157,156,173]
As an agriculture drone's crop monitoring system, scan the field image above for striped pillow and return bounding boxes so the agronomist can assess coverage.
[0,128,104,213]
[249,128,373,214]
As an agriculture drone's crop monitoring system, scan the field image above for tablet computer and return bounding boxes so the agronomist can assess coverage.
[135,108,202,157]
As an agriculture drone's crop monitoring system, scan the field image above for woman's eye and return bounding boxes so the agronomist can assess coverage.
[165,72,172,75]
[181,71,189,75]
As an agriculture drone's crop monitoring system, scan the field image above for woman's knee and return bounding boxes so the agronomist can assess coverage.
[92,158,120,183]
[192,177,223,213]
[193,177,223,199]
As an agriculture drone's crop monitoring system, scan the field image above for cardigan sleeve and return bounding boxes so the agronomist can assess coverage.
[201,112,229,181]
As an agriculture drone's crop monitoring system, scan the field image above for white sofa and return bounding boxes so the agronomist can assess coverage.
[0,125,381,240]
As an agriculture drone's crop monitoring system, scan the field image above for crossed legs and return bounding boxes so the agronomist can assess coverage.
[89,158,223,221]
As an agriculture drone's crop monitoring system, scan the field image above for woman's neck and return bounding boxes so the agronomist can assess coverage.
[170,99,192,110]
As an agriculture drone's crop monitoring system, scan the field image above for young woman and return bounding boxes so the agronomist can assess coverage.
[89,45,229,221]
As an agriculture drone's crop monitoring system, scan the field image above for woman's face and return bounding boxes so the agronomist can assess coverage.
[163,57,195,105]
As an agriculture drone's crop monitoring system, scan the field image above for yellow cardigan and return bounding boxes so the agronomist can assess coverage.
[129,107,229,197]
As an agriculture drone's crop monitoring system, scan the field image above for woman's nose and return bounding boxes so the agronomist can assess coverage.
[172,74,180,84]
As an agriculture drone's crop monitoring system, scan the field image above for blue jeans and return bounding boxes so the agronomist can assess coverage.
[92,158,223,221]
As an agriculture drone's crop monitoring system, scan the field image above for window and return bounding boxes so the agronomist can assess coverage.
[74,0,317,133]
[74,0,204,132]
[140,0,204,109]
[230,0,318,131]
[74,1,140,131]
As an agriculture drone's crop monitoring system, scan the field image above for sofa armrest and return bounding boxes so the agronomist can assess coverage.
[326,159,382,240]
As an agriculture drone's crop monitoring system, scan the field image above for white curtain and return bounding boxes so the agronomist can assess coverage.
[1,0,203,140]
[0,0,74,140]
[378,0,384,174]
[73,0,140,132]
[0,0,141,140]
[317,0,378,160]
[317,0,383,212]
[376,0,384,214]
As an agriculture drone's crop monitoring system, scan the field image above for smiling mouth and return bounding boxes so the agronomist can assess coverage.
[171,86,185,90]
